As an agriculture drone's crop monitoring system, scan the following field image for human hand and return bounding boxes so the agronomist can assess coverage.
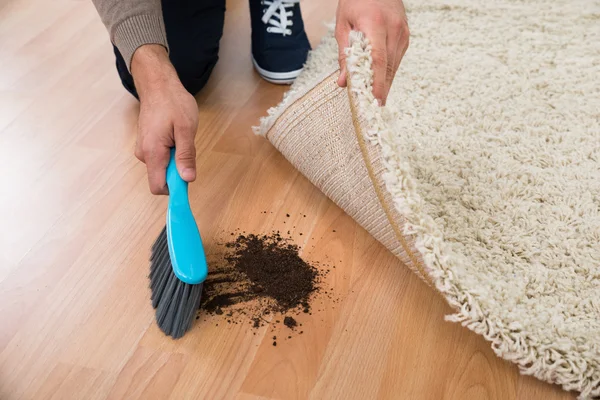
[335,0,410,105]
[131,45,199,195]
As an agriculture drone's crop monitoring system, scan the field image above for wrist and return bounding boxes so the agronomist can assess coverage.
[131,44,180,98]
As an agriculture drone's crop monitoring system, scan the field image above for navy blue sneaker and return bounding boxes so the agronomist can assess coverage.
[249,0,311,84]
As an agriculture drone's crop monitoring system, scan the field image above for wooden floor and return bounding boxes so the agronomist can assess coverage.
[0,0,576,399]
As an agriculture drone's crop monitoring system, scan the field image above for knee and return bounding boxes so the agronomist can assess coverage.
[159,0,225,96]
[174,53,219,96]
[113,45,219,99]
[112,26,222,98]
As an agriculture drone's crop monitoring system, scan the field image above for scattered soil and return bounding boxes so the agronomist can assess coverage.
[198,225,337,340]
[224,233,317,310]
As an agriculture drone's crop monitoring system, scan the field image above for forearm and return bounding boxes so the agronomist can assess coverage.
[90,0,168,71]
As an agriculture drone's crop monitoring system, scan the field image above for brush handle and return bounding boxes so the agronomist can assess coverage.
[166,148,189,206]
[165,148,208,285]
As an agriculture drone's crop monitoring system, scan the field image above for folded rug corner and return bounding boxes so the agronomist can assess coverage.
[255,2,600,398]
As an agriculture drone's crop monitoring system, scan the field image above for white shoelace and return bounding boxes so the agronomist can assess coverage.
[261,0,300,36]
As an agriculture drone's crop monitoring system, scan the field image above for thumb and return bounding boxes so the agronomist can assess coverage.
[335,24,350,87]
[338,67,347,88]
[174,127,196,182]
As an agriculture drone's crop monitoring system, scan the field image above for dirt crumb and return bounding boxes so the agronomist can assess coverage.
[284,316,297,329]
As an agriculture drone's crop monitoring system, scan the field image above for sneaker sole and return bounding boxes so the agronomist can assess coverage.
[252,56,303,85]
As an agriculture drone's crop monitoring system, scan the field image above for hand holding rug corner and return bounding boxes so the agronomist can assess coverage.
[334,0,410,105]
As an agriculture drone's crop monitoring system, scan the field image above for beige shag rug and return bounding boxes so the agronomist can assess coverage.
[254,0,600,398]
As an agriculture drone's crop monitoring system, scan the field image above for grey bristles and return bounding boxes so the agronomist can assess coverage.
[149,226,203,339]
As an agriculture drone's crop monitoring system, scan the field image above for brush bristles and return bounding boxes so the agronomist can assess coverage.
[149,226,203,339]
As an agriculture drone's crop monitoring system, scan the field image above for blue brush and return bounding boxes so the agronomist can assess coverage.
[149,148,208,338]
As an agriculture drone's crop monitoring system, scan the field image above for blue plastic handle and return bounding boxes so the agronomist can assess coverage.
[165,148,208,285]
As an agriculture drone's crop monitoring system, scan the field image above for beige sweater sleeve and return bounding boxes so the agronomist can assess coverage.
[91,0,169,71]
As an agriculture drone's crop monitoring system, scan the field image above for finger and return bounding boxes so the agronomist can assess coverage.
[135,138,145,163]
[363,23,387,104]
[338,67,347,88]
[335,21,351,87]
[144,140,171,195]
[395,39,409,75]
[135,124,146,162]
[385,22,410,103]
[174,121,197,182]
[383,32,401,104]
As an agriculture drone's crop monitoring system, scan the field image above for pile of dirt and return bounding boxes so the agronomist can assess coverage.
[225,233,317,310]
[198,230,326,336]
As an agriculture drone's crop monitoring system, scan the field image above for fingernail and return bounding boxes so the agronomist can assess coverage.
[181,168,196,181]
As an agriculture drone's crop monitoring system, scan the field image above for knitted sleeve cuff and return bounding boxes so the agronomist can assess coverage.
[112,14,169,72]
